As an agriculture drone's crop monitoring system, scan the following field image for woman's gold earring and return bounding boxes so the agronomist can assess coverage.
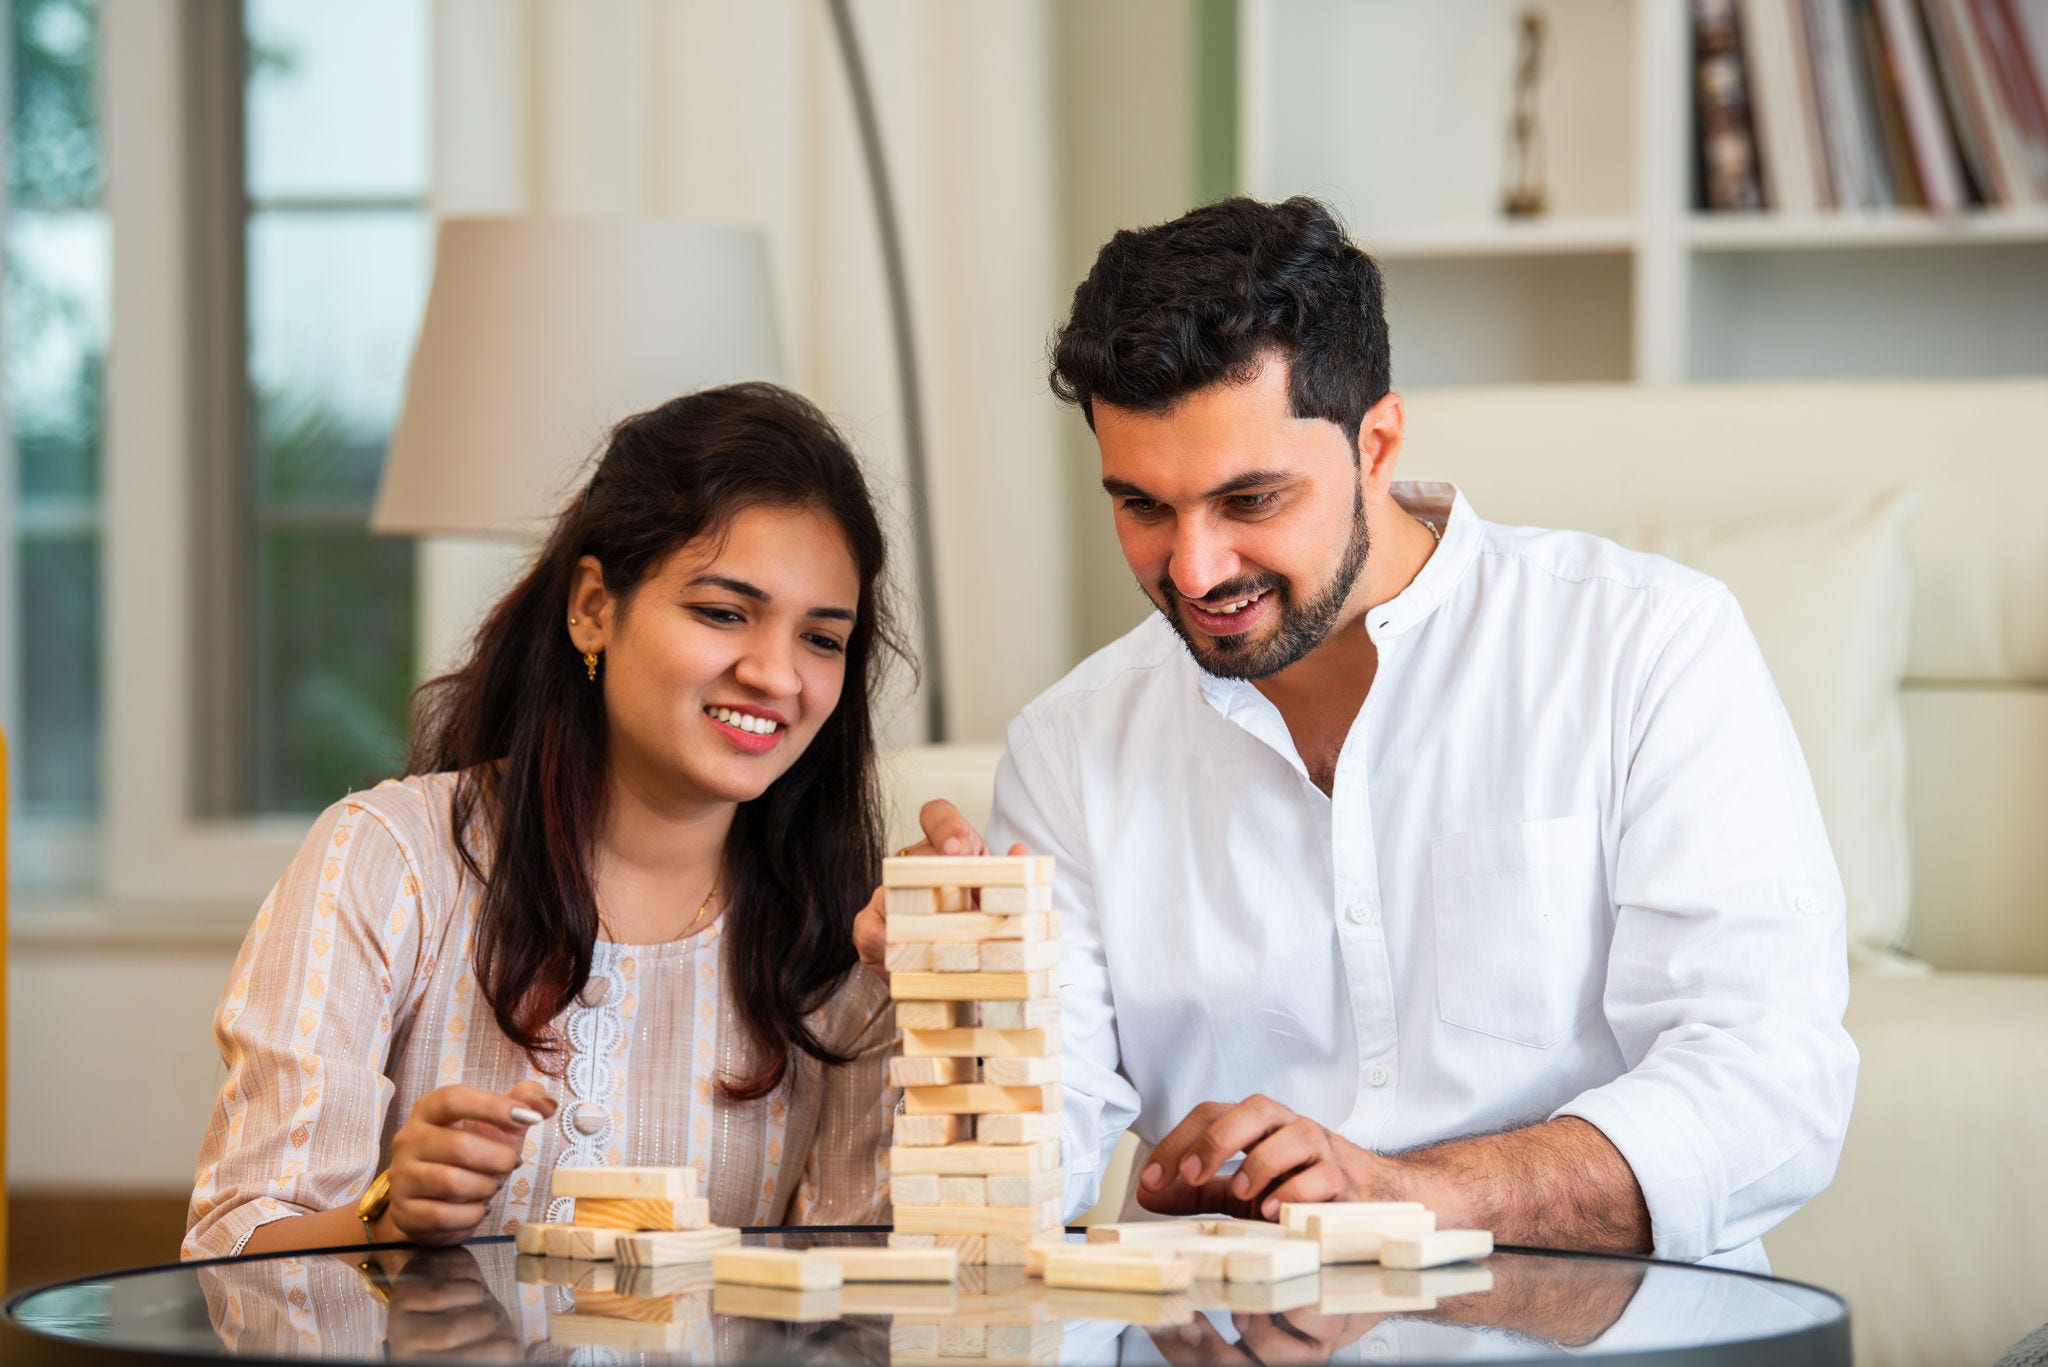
[569,617,579,625]
[584,651,600,682]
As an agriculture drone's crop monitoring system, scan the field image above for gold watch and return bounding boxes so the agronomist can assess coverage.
[357,1168,394,1244]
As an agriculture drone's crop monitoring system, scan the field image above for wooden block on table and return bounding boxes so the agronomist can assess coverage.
[977,940,1059,973]
[896,1000,975,1030]
[1199,1217,1287,1240]
[1042,1249,1193,1293]
[904,1026,1059,1059]
[893,1173,942,1206]
[884,856,1043,888]
[573,1195,711,1231]
[1278,1200,1427,1235]
[894,1200,1064,1240]
[1379,1229,1492,1269]
[937,1176,987,1206]
[977,999,1059,1030]
[890,911,1047,944]
[889,1054,977,1087]
[710,1283,843,1323]
[892,971,1052,1002]
[1225,1239,1322,1283]
[905,1083,1060,1115]
[976,1113,1061,1145]
[802,1245,958,1282]
[1137,1236,1267,1280]
[895,1113,973,1146]
[551,1166,700,1203]
[544,1224,626,1261]
[614,1226,741,1266]
[885,943,935,973]
[1304,1208,1433,1244]
[893,1140,1062,1176]
[712,1246,844,1290]
[1382,1264,1494,1299]
[930,942,984,973]
[978,884,1053,914]
[1085,1220,1214,1245]
[514,1221,568,1256]
[1315,1213,1438,1264]
[986,1169,1065,1207]
[982,1055,1059,1085]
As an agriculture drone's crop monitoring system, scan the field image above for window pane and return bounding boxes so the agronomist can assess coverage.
[244,0,428,202]
[252,524,414,814]
[5,209,107,499]
[18,531,100,814]
[7,0,100,209]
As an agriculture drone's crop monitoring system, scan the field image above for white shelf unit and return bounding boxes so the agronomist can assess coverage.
[1240,0,2048,387]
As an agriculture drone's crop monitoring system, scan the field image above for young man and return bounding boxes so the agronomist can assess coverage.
[856,197,1855,1270]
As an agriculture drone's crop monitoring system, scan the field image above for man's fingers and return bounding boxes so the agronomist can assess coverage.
[1178,1096,1296,1187]
[916,800,987,856]
[1256,1162,1351,1219]
[1132,1171,1241,1218]
[1230,1118,1328,1202]
[1138,1103,1231,1194]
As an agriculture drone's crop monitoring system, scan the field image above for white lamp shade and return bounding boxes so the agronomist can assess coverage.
[373,216,785,536]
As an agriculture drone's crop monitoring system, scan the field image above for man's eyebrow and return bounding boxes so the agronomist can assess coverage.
[688,574,855,623]
[1100,469,1297,502]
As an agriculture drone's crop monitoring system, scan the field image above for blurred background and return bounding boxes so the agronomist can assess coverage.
[2,0,2044,1358]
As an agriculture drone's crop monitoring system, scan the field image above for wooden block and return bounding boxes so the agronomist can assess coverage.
[977,1000,1059,1030]
[982,1055,1059,1085]
[892,971,1051,1002]
[1303,1207,1434,1241]
[709,1283,843,1322]
[890,1055,977,1087]
[905,1083,1061,1116]
[615,1262,717,1296]
[544,1224,625,1261]
[938,1324,986,1357]
[1225,1240,1322,1283]
[937,1176,988,1206]
[930,942,983,972]
[904,1026,1059,1059]
[711,1246,843,1290]
[886,887,940,917]
[885,943,936,973]
[893,1173,943,1205]
[572,1196,711,1231]
[514,1221,568,1256]
[1382,1264,1494,1299]
[802,1246,958,1282]
[549,1311,691,1352]
[978,884,1053,914]
[1135,1236,1267,1280]
[892,911,1046,945]
[977,940,1059,973]
[519,1255,616,1291]
[893,1140,1060,1177]
[976,1113,1060,1145]
[1085,1221,1214,1245]
[551,1166,700,1202]
[888,1232,937,1249]
[1379,1229,1493,1269]
[986,1169,1065,1207]
[896,1000,975,1030]
[1199,1217,1287,1240]
[1314,1211,1437,1264]
[1279,1200,1427,1235]
[934,1233,987,1263]
[894,1201,1063,1240]
[1043,1249,1192,1293]
[612,1226,741,1266]
[885,855,1039,888]
[895,1113,973,1145]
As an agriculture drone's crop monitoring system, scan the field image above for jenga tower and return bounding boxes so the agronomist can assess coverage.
[882,855,1063,1266]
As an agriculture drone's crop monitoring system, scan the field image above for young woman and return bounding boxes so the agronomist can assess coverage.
[185,383,904,1258]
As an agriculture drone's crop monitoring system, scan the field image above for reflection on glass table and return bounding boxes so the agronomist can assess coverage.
[5,1229,1848,1365]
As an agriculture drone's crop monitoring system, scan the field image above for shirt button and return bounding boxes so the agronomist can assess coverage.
[1794,893,1819,915]
[1346,901,1373,925]
[1367,1341,1392,1358]
[1367,1065,1389,1088]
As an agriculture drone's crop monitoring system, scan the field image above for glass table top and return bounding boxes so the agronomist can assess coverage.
[4,1228,1849,1365]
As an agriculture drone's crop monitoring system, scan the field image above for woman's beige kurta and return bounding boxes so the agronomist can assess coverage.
[184,772,895,1260]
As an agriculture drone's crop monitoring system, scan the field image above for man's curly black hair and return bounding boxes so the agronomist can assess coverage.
[1049,196,1391,461]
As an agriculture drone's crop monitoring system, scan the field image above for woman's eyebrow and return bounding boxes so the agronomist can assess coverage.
[689,574,853,622]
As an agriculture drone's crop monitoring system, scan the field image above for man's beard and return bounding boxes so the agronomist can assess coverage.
[1150,492,1371,682]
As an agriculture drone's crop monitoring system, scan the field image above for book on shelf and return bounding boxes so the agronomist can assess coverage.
[1695,0,2048,211]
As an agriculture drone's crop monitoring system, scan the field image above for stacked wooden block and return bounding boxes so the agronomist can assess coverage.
[513,1167,740,1267]
[883,855,1065,1267]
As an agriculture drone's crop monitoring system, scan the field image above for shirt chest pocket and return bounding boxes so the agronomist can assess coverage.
[1429,813,1606,1049]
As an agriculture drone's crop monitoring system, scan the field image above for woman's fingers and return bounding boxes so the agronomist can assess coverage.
[852,885,889,975]
[415,1085,541,1136]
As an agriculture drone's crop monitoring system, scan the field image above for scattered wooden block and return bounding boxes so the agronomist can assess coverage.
[889,911,1047,944]
[712,1246,844,1290]
[1199,1217,1287,1240]
[802,1246,958,1282]
[895,1114,974,1146]
[1278,1200,1427,1235]
[550,1166,700,1203]
[543,1224,626,1261]
[1316,1214,1439,1264]
[976,940,1059,973]
[891,971,1052,1002]
[1382,1264,1495,1299]
[709,1283,843,1323]
[893,1200,1063,1240]
[904,1083,1060,1116]
[903,1027,1059,1059]
[979,885,1053,914]
[930,942,983,973]
[514,1221,569,1256]
[613,1226,741,1266]
[896,1001,975,1030]
[937,1176,988,1206]
[886,943,936,973]
[977,1113,1060,1145]
[986,1169,1065,1207]
[1379,1229,1493,1269]
[1137,1236,1268,1280]
[892,1140,1061,1176]
[889,1055,977,1087]
[1084,1220,1213,1245]
[982,1055,1059,1085]
[1042,1249,1192,1293]
[977,1000,1059,1030]
[1304,1207,1434,1244]
[1225,1239,1322,1283]
[884,856,1040,888]
[572,1196,711,1231]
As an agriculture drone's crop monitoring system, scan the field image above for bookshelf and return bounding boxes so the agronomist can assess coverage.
[1239,0,2048,386]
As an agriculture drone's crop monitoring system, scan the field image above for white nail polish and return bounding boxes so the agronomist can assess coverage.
[510,1105,543,1125]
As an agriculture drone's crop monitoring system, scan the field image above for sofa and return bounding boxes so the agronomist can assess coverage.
[879,380,2048,1367]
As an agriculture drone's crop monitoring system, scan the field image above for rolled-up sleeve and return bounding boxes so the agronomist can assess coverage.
[988,710,1142,1222]
[184,797,426,1260]
[1555,583,1859,1261]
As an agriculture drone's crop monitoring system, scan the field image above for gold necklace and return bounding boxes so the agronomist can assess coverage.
[674,878,718,940]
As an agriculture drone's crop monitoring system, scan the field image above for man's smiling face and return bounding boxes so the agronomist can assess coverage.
[1096,352,1373,681]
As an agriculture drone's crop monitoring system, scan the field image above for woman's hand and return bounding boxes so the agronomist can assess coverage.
[379,1081,556,1246]
[852,800,1029,976]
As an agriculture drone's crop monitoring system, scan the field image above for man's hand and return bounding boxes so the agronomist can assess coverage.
[1138,1095,1388,1220]
[852,800,1031,977]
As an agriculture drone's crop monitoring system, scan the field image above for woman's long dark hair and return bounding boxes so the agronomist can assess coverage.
[409,382,905,1099]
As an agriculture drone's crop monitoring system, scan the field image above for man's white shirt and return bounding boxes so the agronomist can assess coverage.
[986,483,1857,1270]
